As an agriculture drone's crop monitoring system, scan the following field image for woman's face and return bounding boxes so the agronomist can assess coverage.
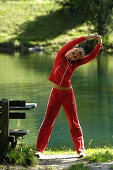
[67,48,85,61]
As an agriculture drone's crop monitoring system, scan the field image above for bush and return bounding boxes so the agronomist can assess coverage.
[0,139,37,166]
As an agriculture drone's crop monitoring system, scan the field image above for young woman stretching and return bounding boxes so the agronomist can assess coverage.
[36,34,102,158]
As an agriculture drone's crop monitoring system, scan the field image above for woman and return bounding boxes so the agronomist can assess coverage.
[36,34,102,158]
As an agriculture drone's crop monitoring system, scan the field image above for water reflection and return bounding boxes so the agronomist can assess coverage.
[0,51,113,149]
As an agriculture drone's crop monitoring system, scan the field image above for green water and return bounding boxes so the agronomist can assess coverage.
[0,51,113,149]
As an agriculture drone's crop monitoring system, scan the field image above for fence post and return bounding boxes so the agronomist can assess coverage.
[0,99,9,153]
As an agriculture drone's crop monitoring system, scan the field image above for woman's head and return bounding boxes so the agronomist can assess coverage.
[66,47,85,61]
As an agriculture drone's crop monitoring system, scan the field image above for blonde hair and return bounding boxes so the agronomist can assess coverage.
[66,47,85,59]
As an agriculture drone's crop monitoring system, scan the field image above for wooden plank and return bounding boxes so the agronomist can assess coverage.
[0,111,1,131]
[0,129,29,135]
[0,112,26,119]
[26,103,37,108]
[0,130,29,141]
[0,100,25,107]
[9,130,29,138]
[9,100,25,107]
[9,112,26,119]
[0,99,9,153]
[0,103,37,111]
[9,103,37,110]
[0,108,1,145]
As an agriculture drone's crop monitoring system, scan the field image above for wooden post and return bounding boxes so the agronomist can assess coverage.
[0,99,9,153]
[0,112,1,131]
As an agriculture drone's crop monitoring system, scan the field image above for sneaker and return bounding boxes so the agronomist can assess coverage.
[35,151,41,158]
[79,152,86,158]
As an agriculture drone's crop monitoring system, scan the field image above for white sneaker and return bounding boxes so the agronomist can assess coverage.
[79,152,86,158]
[35,151,41,158]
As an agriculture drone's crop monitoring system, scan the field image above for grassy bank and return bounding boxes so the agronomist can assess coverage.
[45,147,113,163]
[0,0,112,52]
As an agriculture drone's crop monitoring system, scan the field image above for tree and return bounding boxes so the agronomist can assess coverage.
[59,0,113,36]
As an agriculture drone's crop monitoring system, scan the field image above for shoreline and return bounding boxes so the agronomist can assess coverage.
[0,42,113,53]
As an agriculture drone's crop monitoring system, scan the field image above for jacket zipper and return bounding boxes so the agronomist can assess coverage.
[59,60,70,86]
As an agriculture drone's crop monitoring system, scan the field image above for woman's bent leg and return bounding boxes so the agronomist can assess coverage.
[62,89,85,154]
[36,88,61,152]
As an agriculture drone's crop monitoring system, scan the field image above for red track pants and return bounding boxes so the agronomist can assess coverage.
[36,88,85,154]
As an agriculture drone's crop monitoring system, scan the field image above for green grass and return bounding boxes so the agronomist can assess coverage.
[45,146,76,155]
[86,147,113,163]
[0,0,112,51]
[0,143,113,168]
[66,163,90,170]
[45,146,113,163]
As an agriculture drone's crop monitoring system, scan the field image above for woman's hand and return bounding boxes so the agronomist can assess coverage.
[85,34,102,45]
[96,35,102,45]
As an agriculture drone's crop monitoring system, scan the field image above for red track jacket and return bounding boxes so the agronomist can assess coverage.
[48,36,101,87]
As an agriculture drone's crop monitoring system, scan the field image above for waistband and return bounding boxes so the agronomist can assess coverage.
[53,83,72,91]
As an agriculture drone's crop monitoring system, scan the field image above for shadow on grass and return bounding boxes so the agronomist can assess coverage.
[11,8,89,46]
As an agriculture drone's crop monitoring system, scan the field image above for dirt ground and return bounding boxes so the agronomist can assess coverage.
[37,154,113,170]
[1,154,113,170]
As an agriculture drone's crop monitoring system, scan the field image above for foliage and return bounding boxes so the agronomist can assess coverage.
[66,163,90,170]
[110,165,113,169]
[0,0,112,51]
[59,0,113,36]
[86,147,113,163]
[0,139,37,166]
[0,0,36,1]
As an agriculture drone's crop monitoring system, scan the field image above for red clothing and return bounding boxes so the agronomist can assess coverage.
[48,36,101,87]
[36,37,102,154]
[36,88,84,154]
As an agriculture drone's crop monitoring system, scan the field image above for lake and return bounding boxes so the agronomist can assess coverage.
[0,51,113,150]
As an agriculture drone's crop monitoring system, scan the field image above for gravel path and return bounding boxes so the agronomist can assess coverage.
[36,154,113,170]
[1,154,113,169]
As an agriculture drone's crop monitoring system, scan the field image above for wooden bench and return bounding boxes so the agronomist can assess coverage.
[0,98,37,153]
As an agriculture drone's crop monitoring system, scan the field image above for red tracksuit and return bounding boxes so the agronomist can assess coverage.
[36,36,101,153]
